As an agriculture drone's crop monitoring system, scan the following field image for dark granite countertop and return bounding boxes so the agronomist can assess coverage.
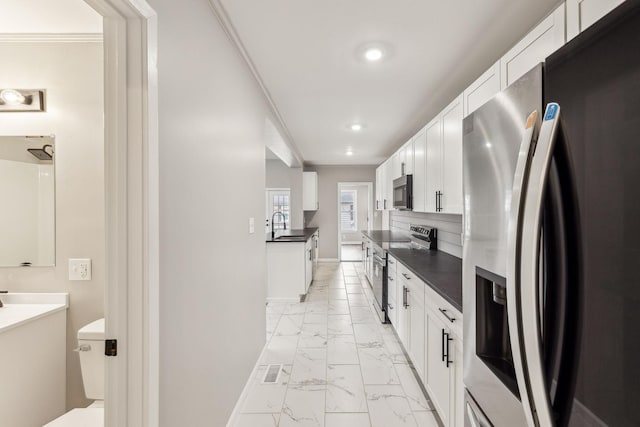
[266,227,318,243]
[361,230,411,245]
[387,247,463,313]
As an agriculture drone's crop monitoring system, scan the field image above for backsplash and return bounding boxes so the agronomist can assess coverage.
[389,210,463,258]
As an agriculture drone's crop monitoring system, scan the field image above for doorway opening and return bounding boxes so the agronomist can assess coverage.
[266,188,291,234]
[337,182,372,262]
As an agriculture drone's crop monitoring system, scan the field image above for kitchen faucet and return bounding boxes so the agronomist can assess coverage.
[271,211,287,239]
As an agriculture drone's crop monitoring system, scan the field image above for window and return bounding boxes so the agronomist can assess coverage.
[340,190,357,231]
[267,190,290,230]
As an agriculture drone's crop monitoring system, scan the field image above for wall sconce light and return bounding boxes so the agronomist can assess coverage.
[0,89,46,112]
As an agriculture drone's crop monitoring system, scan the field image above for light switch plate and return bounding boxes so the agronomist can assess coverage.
[69,258,92,281]
[249,217,255,234]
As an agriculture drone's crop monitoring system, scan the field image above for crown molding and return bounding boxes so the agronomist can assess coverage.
[206,0,305,167]
[0,33,103,43]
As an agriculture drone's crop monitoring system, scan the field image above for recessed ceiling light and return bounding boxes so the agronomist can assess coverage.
[365,48,383,61]
[485,142,492,148]
[346,150,354,156]
[350,124,362,132]
[0,89,25,105]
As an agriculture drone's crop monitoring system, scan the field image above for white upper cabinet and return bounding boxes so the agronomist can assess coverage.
[463,60,501,117]
[392,150,402,181]
[500,4,565,90]
[423,95,463,214]
[402,139,414,176]
[412,127,427,213]
[302,171,318,211]
[383,159,393,210]
[375,166,383,211]
[425,116,442,213]
[441,95,464,214]
[566,0,625,41]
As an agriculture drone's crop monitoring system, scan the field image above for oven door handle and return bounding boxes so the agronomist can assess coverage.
[373,255,385,265]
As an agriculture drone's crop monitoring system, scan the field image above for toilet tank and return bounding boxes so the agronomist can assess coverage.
[77,318,105,400]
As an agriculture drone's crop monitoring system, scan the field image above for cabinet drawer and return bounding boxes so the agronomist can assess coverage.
[425,285,463,338]
[397,262,418,284]
[387,254,398,273]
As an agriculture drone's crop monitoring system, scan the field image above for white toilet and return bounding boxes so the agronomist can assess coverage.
[45,318,105,426]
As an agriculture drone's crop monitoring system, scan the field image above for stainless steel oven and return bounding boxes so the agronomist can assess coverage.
[393,174,412,210]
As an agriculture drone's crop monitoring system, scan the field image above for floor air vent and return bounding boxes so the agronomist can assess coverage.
[262,364,282,384]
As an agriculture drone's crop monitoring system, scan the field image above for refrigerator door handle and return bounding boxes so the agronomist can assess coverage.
[506,110,540,427]
[517,103,564,427]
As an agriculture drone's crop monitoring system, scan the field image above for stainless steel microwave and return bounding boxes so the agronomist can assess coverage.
[393,174,412,210]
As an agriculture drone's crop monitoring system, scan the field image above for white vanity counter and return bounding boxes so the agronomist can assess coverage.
[0,292,69,427]
[0,292,68,333]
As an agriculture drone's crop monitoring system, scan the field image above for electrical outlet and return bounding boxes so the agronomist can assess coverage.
[249,217,255,234]
[69,258,92,281]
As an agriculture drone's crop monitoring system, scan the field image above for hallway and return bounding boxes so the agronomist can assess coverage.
[232,262,440,427]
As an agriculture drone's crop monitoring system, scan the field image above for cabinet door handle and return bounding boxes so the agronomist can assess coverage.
[388,303,394,310]
[309,250,312,261]
[388,259,394,265]
[384,199,387,209]
[388,276,394,281]
[402,273,411,280]
[441,329,446,362]
[439,308,456,323]
[402,286,407,308]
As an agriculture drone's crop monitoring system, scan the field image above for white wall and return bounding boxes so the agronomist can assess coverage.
[304,165,381,259]
[266,159,303,229]
[148,0,282,425]
[0,41,105,410]
[0,0,102,33]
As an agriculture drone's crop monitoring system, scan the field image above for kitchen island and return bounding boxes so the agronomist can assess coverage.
[266,227,319,301]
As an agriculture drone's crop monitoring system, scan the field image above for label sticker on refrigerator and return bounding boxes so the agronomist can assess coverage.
[544,103,559,121]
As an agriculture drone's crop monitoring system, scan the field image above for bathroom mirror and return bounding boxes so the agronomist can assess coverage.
[0,136,55,267]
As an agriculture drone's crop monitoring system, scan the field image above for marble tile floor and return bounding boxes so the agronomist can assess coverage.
[340,244,363,262]
[234,262,441,427]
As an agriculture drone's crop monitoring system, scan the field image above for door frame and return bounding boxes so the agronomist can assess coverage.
[337,182,373,261]
[82,0,159,425]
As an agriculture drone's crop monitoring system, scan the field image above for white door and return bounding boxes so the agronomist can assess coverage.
[266,189,291,233]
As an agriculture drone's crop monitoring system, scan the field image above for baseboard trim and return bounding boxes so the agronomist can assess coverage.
[266,297,300,303]
[225,339,269,427]
[318,258,339,262]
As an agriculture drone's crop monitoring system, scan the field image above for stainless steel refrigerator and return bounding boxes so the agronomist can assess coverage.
[463,1,640,425]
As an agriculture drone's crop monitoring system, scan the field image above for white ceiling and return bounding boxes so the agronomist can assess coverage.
[219,0,560,165]
[1,0,102,34]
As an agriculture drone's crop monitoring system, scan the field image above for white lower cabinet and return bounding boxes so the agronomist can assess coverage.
[425,306,464,427]
[390,259,464,427]
[426,309,452,426]
[407,278,425,381]
[454,339,464,427]
[396,279,409,346]
[305,238,313,292]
